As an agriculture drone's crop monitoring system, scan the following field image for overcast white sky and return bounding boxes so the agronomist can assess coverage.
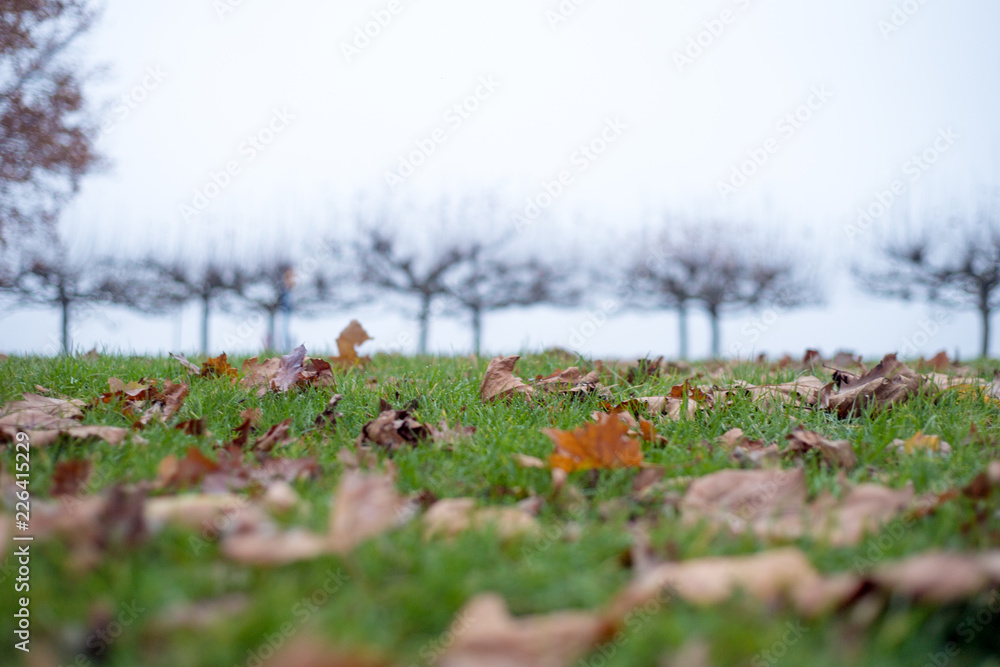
[4,0,1000,359]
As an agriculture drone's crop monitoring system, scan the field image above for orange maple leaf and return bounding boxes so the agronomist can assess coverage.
[544,412,643,472]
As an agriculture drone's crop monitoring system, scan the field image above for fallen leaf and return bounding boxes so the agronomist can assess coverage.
[428,417,477,445]
[201,353,239,379]
[681,468,915,546]
[544,412,643,472]
[819,354,922,418]
[480,355,534,401]
[437,593,610,667]
[869,551,1000,603]
[328,467,414,552]
[331,319,373,367]
[893,431,952,456]
[315,394,344,430]
[513,453,546,469]
[252,418,295,457]
[258,636,392,667]
[533,367,611,399]
[607,548,859,619]
[50,458,92,496]
[719,428,780,468]
[423,498,539,540]
[274,344,308,392]
[785,428,857,468]
[357,401,431,453]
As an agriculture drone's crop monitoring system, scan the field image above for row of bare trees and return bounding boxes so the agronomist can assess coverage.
[7,199,1000,358]
[4,197,1000,358]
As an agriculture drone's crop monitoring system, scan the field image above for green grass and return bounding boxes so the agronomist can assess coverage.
[2,352,1000,666]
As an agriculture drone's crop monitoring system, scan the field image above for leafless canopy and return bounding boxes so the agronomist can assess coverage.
[0,0,102,245]
[856,202,1000,357]
[626,218,819,358]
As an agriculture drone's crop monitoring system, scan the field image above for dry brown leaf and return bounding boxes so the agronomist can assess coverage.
[512,453,546,469]
[428,417,477,445]
[437,593,610,667]
[170,351,203,375]
[480,355,534,402]
[533,367,611,399]
[259,636,392,667]
[274,344,308,391]
[718,428,780,468]
[544,412,643,472]
[681,468,914,546]
[222,528,333,566]
[423,498,539,540]
[328,467,413,552]
[0,392,85,421]
[50,458,91,496]
[893,431,952,456]
[869,551,1000,603]
[357,401,431,453]
[682,468,806,535]
[253,419,295,457]
[806,483,914,546]
[332,319,372,367]
[315,394,344,430]
[201,353,239,379]
[785,428,857,469]
[819,353,921,418]
[607,548,859,619]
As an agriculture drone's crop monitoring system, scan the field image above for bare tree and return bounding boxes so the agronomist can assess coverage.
[856,203,1000,358]
[441,242,577,356]
[6,237,137,354]
[0,1,102,246]
[627,219,818,358]
[353,200,475,354]
[239,245,350,352]
[146,254,250,355]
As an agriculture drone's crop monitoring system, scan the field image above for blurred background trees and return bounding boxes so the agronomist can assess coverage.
[625,218,819,358]
[0,0,102,248]
[856,201,1000,357]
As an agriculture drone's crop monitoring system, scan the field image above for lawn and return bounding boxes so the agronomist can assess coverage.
[1,344,1000,666]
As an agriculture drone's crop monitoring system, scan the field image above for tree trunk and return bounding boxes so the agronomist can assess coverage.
[418,295,431,355]
[980,294,991,358]
[677,303,689,360]
[60,297,70,356]
[201,294,211,355]
[267,309,277,351]
[472,307,482,357]
[708,305,721,359]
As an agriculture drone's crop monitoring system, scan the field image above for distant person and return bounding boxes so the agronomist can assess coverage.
[279,266,295,352]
